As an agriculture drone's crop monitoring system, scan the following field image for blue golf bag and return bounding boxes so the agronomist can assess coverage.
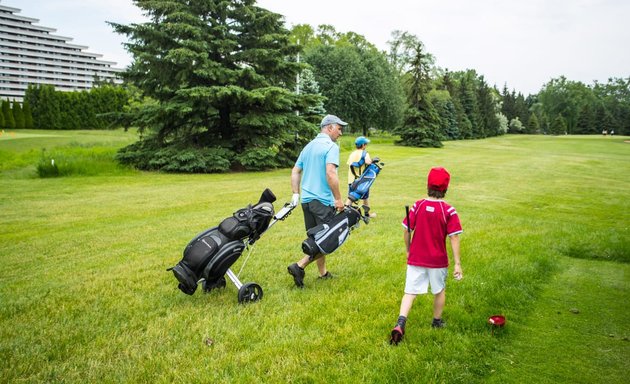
[348,157,384,202]
[168,188,295,303]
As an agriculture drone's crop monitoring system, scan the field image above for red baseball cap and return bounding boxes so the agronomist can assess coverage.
[427,167,450,192]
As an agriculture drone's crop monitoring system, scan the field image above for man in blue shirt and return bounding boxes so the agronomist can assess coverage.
[288,114,346,288]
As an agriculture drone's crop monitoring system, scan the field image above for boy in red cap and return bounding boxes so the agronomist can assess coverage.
[390,167,463,345]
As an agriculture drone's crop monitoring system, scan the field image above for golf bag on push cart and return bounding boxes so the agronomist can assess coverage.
[167,188,295,303]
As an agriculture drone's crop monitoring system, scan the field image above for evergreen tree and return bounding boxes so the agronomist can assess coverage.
[0,104,4,128]
[2,100,15,129]
[22,101,34,128]
[396,39,442,147]
[596,103,616,134]
[514,92,530,127]
[458,72,480,139]
[501,86,516,121]
[111,0,322,172]
[25,85,62,129]
[476,78,501,137]
[441,70,471,139]
[12,101,25,129]
[526,112,540,134]
[298,68,326,116]
[428,90,458,139]
[575,103,596,134]
[540,114,549,134]
[550,115,567,135]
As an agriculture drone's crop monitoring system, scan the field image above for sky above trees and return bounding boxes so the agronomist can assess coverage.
[11,0,630,95]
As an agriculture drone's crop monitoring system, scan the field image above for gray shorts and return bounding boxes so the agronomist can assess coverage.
[301,199,335,231]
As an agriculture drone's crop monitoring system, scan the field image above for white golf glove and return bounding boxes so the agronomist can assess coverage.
[291,193,300,207]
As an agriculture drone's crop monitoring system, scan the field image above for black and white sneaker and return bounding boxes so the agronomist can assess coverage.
[431,318,446,328]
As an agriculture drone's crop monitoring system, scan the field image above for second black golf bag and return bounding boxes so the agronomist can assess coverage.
[348,157,384,203]
[168,188,295,303]
[301,205,367,258]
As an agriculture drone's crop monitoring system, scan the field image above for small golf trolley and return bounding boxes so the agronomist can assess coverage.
[168,188,295,303]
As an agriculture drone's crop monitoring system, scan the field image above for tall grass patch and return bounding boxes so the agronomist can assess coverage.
[0,129,138,178]
[36,145,135,177]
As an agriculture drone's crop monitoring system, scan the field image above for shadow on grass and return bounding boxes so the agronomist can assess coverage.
[562,242,629,263]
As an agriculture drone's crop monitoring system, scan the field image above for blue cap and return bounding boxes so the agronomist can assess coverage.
[355,136,370,147]
[320,114,348,127]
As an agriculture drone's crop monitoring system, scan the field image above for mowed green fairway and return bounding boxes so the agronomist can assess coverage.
[1,131,628,383]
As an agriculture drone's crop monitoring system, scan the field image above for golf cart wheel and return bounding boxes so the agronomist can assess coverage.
[202,276,226,293]
[237,283,263,303]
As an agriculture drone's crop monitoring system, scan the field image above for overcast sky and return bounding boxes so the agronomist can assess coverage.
[9,0,630,95]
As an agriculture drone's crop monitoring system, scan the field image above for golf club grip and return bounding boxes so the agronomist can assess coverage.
[405,205,410,233]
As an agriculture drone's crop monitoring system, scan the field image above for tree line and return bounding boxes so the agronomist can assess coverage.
[24,84,127,130]
[17,0,629,173]
[0,99,33,129]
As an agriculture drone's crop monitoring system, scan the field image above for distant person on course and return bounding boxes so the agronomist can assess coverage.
[345,136,377,217]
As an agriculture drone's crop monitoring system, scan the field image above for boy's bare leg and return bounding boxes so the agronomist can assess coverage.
[433,289,446,319]
[400,293,416,317]
[391,293,416,345]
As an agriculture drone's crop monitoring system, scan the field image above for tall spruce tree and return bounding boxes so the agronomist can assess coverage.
[526,112,540,134]
[12,101,25,129]
[111,0,322,172]
[458,71,480,139]
[395,38,442,147]
[576,103,596,134]
[550,115,567,135]
[2,100,15,129]
[22,101,34,128]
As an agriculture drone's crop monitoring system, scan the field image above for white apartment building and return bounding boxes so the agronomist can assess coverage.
[0,2,123,102]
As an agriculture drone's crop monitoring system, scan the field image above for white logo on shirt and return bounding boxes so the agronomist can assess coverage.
[426,206,435,212]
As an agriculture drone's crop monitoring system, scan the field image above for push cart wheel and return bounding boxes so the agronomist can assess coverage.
[237,283,263,303]
[202,276,226,293]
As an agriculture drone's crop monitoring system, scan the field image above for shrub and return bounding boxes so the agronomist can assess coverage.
[116,140,233,173]
[235,147,281,171]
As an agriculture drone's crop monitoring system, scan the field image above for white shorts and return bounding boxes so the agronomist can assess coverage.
[404,265,447,295]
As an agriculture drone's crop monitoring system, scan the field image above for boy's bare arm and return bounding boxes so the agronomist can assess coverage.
[450,234,463,279]
[403,230,411,253]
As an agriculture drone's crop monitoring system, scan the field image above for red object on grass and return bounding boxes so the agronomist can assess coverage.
[488,315,506,326]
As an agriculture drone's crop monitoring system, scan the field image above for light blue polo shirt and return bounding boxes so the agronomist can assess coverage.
[295,133,339,206]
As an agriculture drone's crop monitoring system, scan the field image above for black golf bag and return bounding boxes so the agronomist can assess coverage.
[301,205,367,258]
[168,188,295,303]
[348,157,384,203]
